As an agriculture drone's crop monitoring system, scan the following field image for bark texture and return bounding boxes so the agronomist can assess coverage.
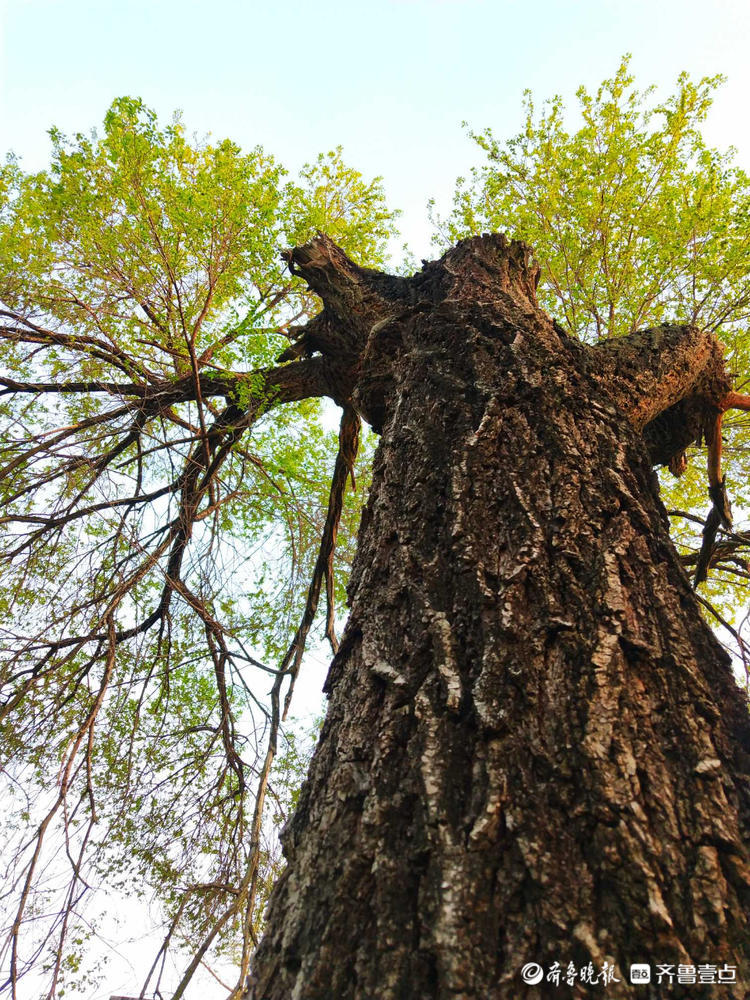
[250,235,750,999]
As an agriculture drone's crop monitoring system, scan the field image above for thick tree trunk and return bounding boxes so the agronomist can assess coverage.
[249,236,750,999]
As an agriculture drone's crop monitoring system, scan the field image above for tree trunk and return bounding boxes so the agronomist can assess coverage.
[249,235,750,999]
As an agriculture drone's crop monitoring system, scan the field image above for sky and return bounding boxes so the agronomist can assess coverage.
[2,0,750,995]
[2,0,750,261]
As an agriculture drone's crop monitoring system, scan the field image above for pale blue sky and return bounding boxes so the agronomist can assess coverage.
[1,0,749,259]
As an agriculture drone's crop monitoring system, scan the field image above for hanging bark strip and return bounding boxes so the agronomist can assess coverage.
[694,408,734,587]
[279,403,361,720]
[249,234,750,1000]
[691,390,750,587]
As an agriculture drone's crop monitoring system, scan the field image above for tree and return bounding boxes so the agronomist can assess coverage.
[249,233,750,1000]
[2,68,750,1000]
[0,99,397,998]
[246,65,750,996]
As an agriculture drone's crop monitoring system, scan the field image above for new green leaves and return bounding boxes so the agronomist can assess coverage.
[436,57,750,346]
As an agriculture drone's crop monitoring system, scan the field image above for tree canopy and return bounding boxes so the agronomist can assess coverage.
[2,63,750,998]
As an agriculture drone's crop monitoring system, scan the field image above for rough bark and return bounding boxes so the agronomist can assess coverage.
[249,235,750,999]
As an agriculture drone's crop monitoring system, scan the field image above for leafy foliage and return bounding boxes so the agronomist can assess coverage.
[434,57,750,343]
[0,98,397,998]
[434,57,750,665]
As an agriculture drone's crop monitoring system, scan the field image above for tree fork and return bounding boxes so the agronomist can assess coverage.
[249,235,750,999]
